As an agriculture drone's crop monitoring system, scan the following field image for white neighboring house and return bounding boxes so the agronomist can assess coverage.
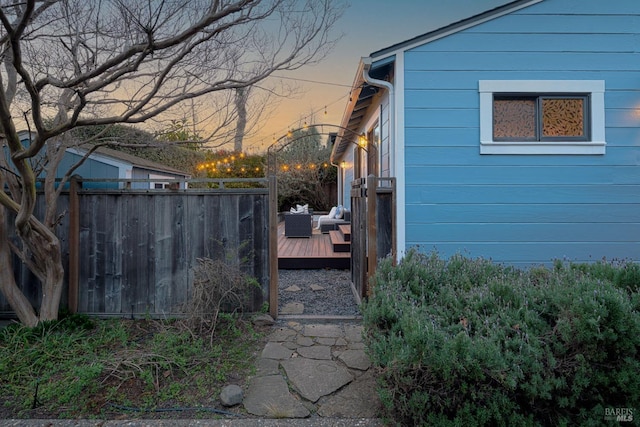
[14,130,191,189]
[64,146,191,189]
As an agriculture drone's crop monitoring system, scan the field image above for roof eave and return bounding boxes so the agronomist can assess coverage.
[330,59,367,164]
[75,145,191,178]
[370,0,543,61]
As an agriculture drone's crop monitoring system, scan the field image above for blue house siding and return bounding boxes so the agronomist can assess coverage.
[60,151,121,180]
[402,0,640,265]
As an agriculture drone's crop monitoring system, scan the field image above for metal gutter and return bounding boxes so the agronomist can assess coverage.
[361,57,395,176]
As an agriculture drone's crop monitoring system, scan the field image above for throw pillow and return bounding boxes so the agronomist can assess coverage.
[336,205,344,219]
[328,206,337,219]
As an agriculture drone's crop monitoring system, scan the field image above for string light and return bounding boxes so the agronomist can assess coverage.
[196,148,332,176]
[358,134,368,149]
[198,162,328,173]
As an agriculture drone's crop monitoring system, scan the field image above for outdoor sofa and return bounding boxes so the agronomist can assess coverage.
[316,206,350,233]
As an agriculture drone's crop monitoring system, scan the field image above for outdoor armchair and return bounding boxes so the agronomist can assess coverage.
[284,213,312,238]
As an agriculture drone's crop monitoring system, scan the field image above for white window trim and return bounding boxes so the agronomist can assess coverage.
[149,173,175,189]
[479,80,606,155]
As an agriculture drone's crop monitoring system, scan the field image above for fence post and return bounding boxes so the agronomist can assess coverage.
[68,176,81,313]
[268,174,278,318]
[391,178,397,265]
[366,175,377,297]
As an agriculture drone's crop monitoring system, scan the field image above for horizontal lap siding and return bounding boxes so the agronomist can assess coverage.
[60,152,120,185]
[405,71,640,91]
[403,0,640,265]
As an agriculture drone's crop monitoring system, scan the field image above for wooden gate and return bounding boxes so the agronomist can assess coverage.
[350,175,395,300]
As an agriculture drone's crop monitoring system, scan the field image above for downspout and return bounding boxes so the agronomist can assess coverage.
[362,57,395,176]
[362,57,398,263]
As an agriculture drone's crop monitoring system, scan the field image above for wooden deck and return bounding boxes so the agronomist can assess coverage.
[277,222,350,269]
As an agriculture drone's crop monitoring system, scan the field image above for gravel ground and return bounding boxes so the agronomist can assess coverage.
[278,269,361,316]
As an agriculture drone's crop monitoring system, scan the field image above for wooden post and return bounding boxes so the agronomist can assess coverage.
[366,175,377,298]
[391,177,397,265]
[352,178,367,299]
[68,176,81,313]
[268,174,279,318]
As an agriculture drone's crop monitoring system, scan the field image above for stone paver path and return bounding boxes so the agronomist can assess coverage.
[243,321,381,421]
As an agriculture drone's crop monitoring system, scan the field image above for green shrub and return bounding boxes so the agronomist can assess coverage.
[363,249,640,426]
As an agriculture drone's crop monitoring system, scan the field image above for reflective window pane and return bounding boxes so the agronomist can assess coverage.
[542,98,585,137]
[493,98,536,139]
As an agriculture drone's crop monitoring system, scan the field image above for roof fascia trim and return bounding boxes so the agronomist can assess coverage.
[370,0,543,61]
[67,147,132,170]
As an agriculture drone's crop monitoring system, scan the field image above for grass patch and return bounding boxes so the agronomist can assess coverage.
[0,312,265,419]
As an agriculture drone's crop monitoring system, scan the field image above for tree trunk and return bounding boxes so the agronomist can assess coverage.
[18,217,65,322]
[0,208,38,327]
[36,233,65,321]
[0,195,66,324]
[234,87,248,152]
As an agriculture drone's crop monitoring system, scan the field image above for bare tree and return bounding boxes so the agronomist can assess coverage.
[0,0,344,326]
[233,86,248,152]
[149,83,272,151]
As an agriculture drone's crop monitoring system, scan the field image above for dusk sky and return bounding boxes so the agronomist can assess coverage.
[243,0,512,152]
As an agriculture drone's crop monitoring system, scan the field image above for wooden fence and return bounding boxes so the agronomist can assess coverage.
[1,178,270,317]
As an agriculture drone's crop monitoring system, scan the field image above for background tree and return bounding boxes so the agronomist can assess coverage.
[0,0,344,326]
[233,87,249,152]
[276,126,336,212]
[70,123,207,175]
[155,118,203,151]
[151,86,271,152]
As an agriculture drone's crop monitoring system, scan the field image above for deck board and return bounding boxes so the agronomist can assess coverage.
[277,222,349,269]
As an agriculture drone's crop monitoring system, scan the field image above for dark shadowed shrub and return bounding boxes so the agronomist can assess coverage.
[362,249,640,426]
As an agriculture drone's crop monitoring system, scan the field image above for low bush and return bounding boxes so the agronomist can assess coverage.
[177,250,261,345]
[362,249,640,426]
